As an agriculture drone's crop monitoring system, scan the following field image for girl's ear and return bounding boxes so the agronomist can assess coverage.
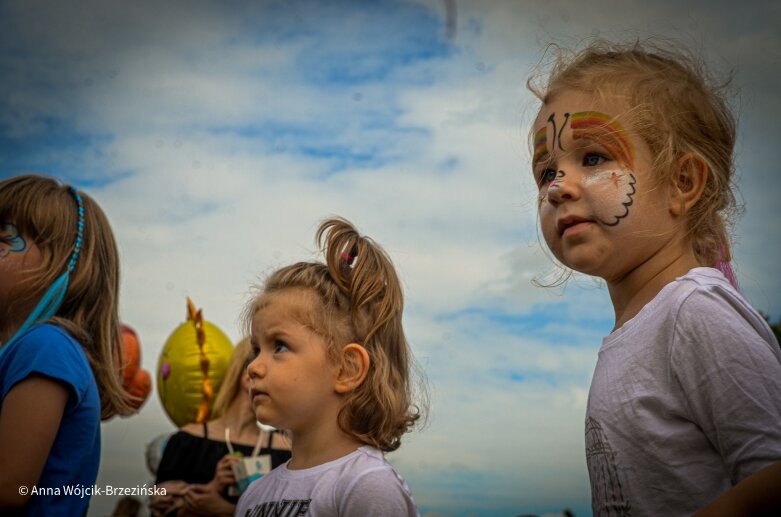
[670,152,709,216]
[334,343,370,394]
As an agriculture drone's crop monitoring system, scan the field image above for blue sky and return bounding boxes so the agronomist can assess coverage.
[2,1,780,516]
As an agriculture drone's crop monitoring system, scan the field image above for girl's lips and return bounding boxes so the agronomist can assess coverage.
[562,220,593,237]
[250,388,269,400]
[557,216,594,236]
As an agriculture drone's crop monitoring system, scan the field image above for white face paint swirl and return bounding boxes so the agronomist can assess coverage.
[583,169,636,227]
[538,168,637,228]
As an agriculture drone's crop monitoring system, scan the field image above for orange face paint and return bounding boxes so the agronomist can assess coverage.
[533,126,548,164]
[570,111,635,168]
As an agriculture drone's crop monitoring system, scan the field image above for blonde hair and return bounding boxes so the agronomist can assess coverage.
[0,174,132,419]
[528,39,739,267]
[244,217,424,452]
[210,337,251,419]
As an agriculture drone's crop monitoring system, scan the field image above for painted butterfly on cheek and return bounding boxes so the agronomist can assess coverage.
[0,223,27,257]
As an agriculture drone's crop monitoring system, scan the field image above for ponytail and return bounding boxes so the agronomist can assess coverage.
[246,217,425,451]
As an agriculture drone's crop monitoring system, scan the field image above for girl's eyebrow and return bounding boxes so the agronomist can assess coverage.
[258,325,290,341]
[570,111,635,167]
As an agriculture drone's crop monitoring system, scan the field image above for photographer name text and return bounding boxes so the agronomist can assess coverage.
[18,484,166,498]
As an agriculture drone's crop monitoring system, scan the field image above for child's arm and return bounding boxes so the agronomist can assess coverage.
[0,374,68,508]
[695,461,781,516]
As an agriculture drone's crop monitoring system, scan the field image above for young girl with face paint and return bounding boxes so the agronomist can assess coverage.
[529,42,781,516]
[235,218,424,517]
[0,174,132,515]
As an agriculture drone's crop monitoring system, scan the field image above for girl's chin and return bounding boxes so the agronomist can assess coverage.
[253,410,274,425]
[560,255,607,278]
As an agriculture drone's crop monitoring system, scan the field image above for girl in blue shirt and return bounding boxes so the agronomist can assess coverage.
[0,174,132,515]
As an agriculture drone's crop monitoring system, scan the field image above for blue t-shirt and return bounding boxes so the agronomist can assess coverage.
[0,323,101,516]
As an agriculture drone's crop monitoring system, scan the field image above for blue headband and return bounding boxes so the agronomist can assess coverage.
[0,186,85,353]
[67,187,85,272]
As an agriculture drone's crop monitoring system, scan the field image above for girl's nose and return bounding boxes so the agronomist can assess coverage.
[247,356,266,378]
[545,171,580,206]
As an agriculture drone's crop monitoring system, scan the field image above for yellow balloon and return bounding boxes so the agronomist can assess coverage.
[157,302,234,427]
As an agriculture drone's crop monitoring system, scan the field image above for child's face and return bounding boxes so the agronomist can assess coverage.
[247,288,341,435]
[0,222,43,319]
[531,89,681,281]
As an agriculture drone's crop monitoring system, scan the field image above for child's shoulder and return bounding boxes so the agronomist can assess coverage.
[1,323,94,398]
[279,446,391,479]
[19,322,77,342]
[673,267,760,319]
[610,267,768,344]
[670,268,778,350]
[339,447,418,515]
[653,267,747,319]
[6,323,83,360]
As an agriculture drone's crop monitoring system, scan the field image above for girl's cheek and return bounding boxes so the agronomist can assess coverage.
[538,194,558,250]
[538,192,554,215]
[582,169,634,222]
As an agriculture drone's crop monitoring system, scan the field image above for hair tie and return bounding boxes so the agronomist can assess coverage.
[340,251,355,266]
[340,245,358,267]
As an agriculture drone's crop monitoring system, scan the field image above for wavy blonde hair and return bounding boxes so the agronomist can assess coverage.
[244,218,425,452]
[0,174,132,419]
[210,337,251,419]
[528,39,740,267]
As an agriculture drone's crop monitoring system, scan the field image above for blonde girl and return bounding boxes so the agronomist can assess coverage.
[529,41,781,515]
[235,217,424,517]
[0,174,132,515]
[151,338,291,516]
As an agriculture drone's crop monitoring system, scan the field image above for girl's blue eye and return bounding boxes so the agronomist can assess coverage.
[539,168,557,186]
[583,153,607,167]
[274,340,289,353]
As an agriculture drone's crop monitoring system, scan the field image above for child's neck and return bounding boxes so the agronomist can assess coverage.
[287,424,364,470]
[607,244,700,331]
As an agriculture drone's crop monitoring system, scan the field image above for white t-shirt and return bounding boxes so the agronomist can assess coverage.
[235,445,420,517]
[587,267,781,516]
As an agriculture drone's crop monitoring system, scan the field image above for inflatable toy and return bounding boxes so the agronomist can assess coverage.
[157,298,233,426]
[120,324,152,412]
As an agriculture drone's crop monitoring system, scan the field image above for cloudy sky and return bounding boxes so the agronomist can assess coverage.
[2,1,779,516]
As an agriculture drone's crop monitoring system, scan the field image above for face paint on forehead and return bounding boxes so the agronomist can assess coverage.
[570,111,635,168]
[545,112,570,152]
[533,126,548,164]
[0,223,27,258]
[532,111,568,179]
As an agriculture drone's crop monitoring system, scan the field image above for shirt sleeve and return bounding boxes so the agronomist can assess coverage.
[340,467,419,517]
[0,324,92,406]
[671,285,781,483]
